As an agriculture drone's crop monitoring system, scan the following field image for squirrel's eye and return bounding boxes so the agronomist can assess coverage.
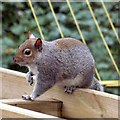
[24,49,32,56]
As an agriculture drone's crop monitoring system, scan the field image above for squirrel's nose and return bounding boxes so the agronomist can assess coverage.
[13,56,17,62]
[13,56,20,63]
[13,56,24,63]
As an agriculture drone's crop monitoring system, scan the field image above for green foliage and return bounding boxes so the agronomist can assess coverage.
[1,2,119,95]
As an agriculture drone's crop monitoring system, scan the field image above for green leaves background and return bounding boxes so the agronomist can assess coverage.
[1,2,119,94]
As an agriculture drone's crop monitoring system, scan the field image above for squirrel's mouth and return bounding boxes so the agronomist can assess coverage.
[17,62,25,67]
[16,61,30,67]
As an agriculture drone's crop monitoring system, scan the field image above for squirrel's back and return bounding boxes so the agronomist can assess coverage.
[54,38,83,49]
[37,38,95,88]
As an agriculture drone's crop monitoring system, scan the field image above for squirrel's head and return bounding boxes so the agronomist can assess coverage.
[13,32,43,66]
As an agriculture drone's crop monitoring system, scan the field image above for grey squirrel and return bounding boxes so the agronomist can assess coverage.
[13,32,104,100]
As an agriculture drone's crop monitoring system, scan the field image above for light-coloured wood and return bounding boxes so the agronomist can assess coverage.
[0,99,63,117]
[0,67,119,98]
[0,102,61,119]
[0,67,33,99]
[39,85,119,118]
[0,67,119,118]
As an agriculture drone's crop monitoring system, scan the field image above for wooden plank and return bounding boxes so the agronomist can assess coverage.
[0,102,60,119]
[0,67,119,118]
[0,99,63,117]
[39,85,119,118]
[0,67,119,98]
[0,67,33,99]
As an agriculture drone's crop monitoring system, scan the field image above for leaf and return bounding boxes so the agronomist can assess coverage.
[10,24,24,35]
[56,13,66,23]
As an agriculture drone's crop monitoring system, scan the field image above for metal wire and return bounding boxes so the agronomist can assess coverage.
[66,0,101,81]
[100,0,120,44]
[47,0,64,38]
[86,0,120,77]
[28,0,44,39]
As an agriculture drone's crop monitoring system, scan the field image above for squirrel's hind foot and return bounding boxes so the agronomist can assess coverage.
[64,86,76,94]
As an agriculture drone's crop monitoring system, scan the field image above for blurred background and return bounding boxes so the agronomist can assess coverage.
[1,2,119,95]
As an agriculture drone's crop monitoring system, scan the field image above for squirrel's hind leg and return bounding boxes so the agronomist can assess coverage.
[88,77,104,91]
[63,74,84,94]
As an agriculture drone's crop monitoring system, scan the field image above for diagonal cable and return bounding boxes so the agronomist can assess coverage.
[86,0,120,77]
[100,0,120,44]
[28,0,44,39]
[47,0,64,38]
[66,0,101,81]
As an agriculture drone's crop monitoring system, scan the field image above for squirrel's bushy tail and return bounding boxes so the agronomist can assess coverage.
[89,77,104,91]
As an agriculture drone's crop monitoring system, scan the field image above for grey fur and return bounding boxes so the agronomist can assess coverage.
[23,38,103,100]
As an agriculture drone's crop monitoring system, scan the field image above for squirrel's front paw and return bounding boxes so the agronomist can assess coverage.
[22,95,34,100]
[26,72,34,86]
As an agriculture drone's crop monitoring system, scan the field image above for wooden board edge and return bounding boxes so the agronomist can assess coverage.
[0,102,63,119]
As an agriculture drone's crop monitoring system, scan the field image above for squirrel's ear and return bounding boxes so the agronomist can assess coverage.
[28,31,36,39]
[34,38,42,51]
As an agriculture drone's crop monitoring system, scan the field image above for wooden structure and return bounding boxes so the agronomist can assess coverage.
[0,67,119,119]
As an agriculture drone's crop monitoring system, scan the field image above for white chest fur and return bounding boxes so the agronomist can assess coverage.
[27,64,38,76]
